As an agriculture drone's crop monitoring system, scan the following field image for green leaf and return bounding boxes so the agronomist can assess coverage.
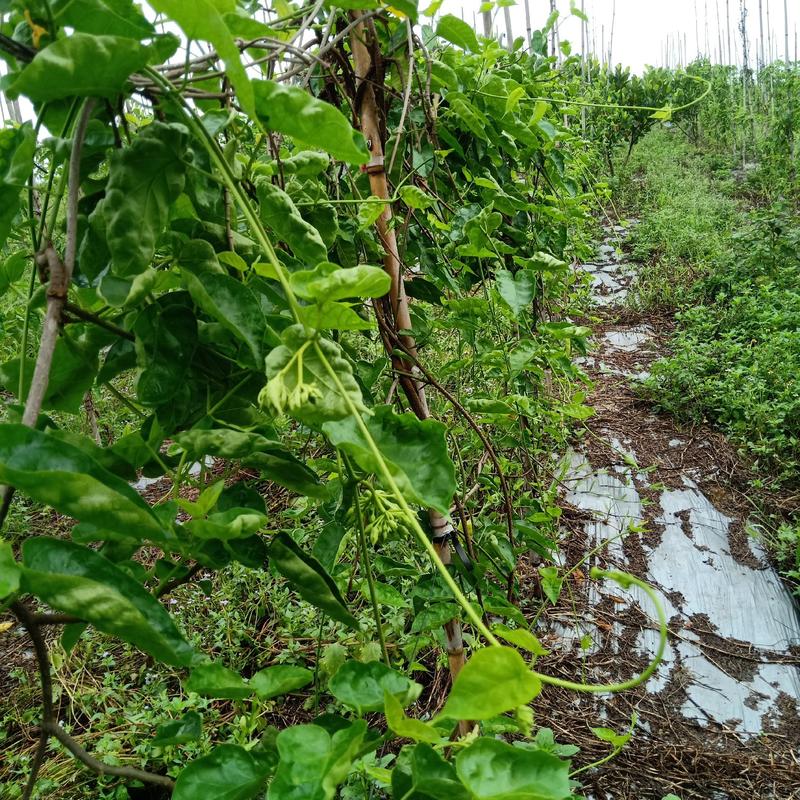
[290,262,389,302]
[7,34,150,102]
[384,692,441,743]
[253,80,368,165]
[357,197,389,230]
[250,665,313,700]
[0,251,28,295]
[153,711,203,746]
[270,721,368,800]
[263,325,367,428]
[0,425,167,544]
[538,566,563,605]
[104,122,189,276]
[323,405,456,516]
[505,86,526,114]
[149,0,254,117]
[438,647,541,721]
[51,0,156,38]
[329,660,421,714]
[21,538,195,667]
[590,725,632,748]
[185,508,266,542]
[0,541,21,598]
[398,185,434,210]
[496,269,537,318]
[436,14,481,52]
[270,532,358,629]
[455,738,571,800]
[0,124,36,249]
[174,744,268,800]
[298,301,373,332]
[392,744,469,800]
[257,181,328,266]
[183,270,265,366]
[184,662,251,699]
[492,625,549,656]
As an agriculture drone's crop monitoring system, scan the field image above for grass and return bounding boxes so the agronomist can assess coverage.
[617,126,800,590]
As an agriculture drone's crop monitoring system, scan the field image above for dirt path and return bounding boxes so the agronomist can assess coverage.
[534,220,800,799]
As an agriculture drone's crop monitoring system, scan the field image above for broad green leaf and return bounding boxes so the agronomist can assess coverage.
[104,122,189,276]
[184,662,251,699]
[436,14,481,52]
[590,724,632,748]
[253,80,368,165]
[51,0,156,37]
[149,0,255,117]
[269,532,358,629]
[7,34,150,102]
[496,269,537,318]
[185,508,266,541]
[290,262,390,302]
[528,251,567,271]
[323,405,456,515]
[0,425,166,544]
[410,602,458,633]
[530,100,549,125]
[250,665,313,700]
[183,270,265,366]
[449,96,489,141]
[438,647,541,721]
[392,744,469,800]
[175,429,281,461]
[298,301,373,332]
[329,660,421,714]
[270,721,368,800]
[0,542,20,598]
[257,181,328,266]
[174,744,268,800]
[21,538,195,667]
[505,86,526,114]
[384,692,441,743]
[455,738,571,800]
[174,428,325,497]
[357,197,389,230]
[492,625,549,656]
[153,711,203,746]
[0,332,99,414]
[359,580,408,608]
[399,185,434,210]
[0,124,36,249]
[0,251,28,295]
[262,325,367,428]
[538,566,563,605]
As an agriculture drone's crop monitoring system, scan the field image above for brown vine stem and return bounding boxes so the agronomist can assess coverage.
[347,12,469,729]
[22,99,95,427]
[0,100,97,531]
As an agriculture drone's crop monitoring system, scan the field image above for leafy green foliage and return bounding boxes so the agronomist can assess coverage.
[329,660,422,714]
[173,744,269,800]
[22,538,196,666]
[439,647,541,721]
[7,34,150,101]
[269,532,359,629]
[253,80,369,164]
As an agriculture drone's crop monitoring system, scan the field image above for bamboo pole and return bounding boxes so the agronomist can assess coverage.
[758,0,765,67]
[784,0,790,63]
[524,0,532,51]
[503,3,514,50]
[346,12,468,697]
[482,7,492,37]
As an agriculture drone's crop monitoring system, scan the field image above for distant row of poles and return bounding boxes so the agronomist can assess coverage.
[455,0,796,69]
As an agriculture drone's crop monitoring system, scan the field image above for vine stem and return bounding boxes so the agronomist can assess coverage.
[346,458,390,667]
[21,99,95,427]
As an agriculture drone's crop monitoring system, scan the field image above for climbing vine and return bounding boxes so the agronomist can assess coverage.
[0,2,698,797]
